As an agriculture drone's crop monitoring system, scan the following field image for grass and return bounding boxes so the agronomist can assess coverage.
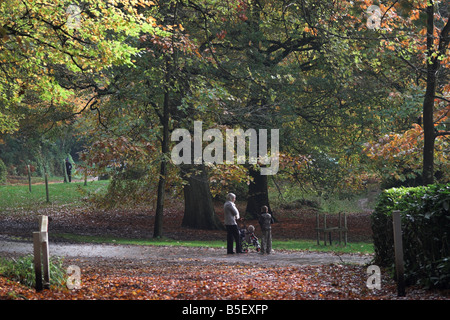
[0,179,109,209]
[272,239,373,254]
[0,255,67,289]
[55,233,374,254]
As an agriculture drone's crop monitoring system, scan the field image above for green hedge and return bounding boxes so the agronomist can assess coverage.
[371,184,450,289]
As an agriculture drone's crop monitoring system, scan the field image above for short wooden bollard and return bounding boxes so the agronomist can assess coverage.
[392,210,405,297]
[33,215,50,292]
[45,172,50,203]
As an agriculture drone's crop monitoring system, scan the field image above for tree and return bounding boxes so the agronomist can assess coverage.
[133,1,227,234]
[0,0,161,134]
[78,0,230,234]
[357,0,450,185]
[421,1,450,184]
[302,0,450,188]
[187,0,325,214]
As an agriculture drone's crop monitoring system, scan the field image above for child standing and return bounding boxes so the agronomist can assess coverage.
[258,205,274,254]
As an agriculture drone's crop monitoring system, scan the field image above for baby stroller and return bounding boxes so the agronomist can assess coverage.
[239,220,261,253]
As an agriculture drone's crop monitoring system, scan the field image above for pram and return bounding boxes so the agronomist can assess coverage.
[239,220,261,253]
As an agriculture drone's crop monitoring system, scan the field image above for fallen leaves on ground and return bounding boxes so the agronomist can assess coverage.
[1,203,448,300]
[0,202,373,243]
[1,258,447,300]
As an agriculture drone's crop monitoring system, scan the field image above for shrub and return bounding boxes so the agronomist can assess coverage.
[371,184,450,289]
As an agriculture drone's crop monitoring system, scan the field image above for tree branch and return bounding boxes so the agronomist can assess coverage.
[436,130,450,137]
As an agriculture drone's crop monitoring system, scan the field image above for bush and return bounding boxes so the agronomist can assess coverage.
[371,184,450,289]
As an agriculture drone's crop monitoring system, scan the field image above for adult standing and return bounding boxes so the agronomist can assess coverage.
[224,193,242,254]
[65,158,72,183]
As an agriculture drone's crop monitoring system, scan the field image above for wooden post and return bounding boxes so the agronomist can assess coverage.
[41,232,50,289]
[39,216,50,289]
[323,214,327,246]
[316,213,320,245]
[33,232,43,292]
[392,210,406,297]
[27,164,32,193]
[45,173,50,203]
[39,215,48,233]
[34,216,50,291]
[344,212,347,246]
[338,212,342,244]
[63,160,68,183]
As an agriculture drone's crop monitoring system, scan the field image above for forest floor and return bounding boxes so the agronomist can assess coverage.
[0,201,449,302]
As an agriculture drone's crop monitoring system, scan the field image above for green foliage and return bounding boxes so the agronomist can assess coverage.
[95,172,156,209]
[371,184,450,288]
[0,255,67,289]
[0,158,6,184]
[0,0,163,134]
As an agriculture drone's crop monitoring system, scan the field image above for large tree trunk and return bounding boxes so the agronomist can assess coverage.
[422,81,436,185]
[182,164,224,230]
[153,57,171,238]
[153,160,167,238]
[153,112,169,237]
[422,3,438,186]
[421,4,450,185]
[245,166,272,219]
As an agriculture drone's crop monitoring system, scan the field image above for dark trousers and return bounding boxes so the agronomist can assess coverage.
[226,225,241,254]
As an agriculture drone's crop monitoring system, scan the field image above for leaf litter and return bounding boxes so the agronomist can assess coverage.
[0,203,449,300]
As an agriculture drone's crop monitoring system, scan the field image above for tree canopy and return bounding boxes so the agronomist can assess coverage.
[1,0,449,233]
[0,0,161,134]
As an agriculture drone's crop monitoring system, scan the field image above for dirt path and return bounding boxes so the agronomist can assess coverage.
[0,203,374,267]
[0,238,372,267]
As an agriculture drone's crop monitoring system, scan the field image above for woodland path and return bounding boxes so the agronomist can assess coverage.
[0,237,372,267]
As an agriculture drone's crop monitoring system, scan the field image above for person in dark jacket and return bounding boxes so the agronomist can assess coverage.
[224,193,243,254]
[65,158,72,183]
[258,205,273,254]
